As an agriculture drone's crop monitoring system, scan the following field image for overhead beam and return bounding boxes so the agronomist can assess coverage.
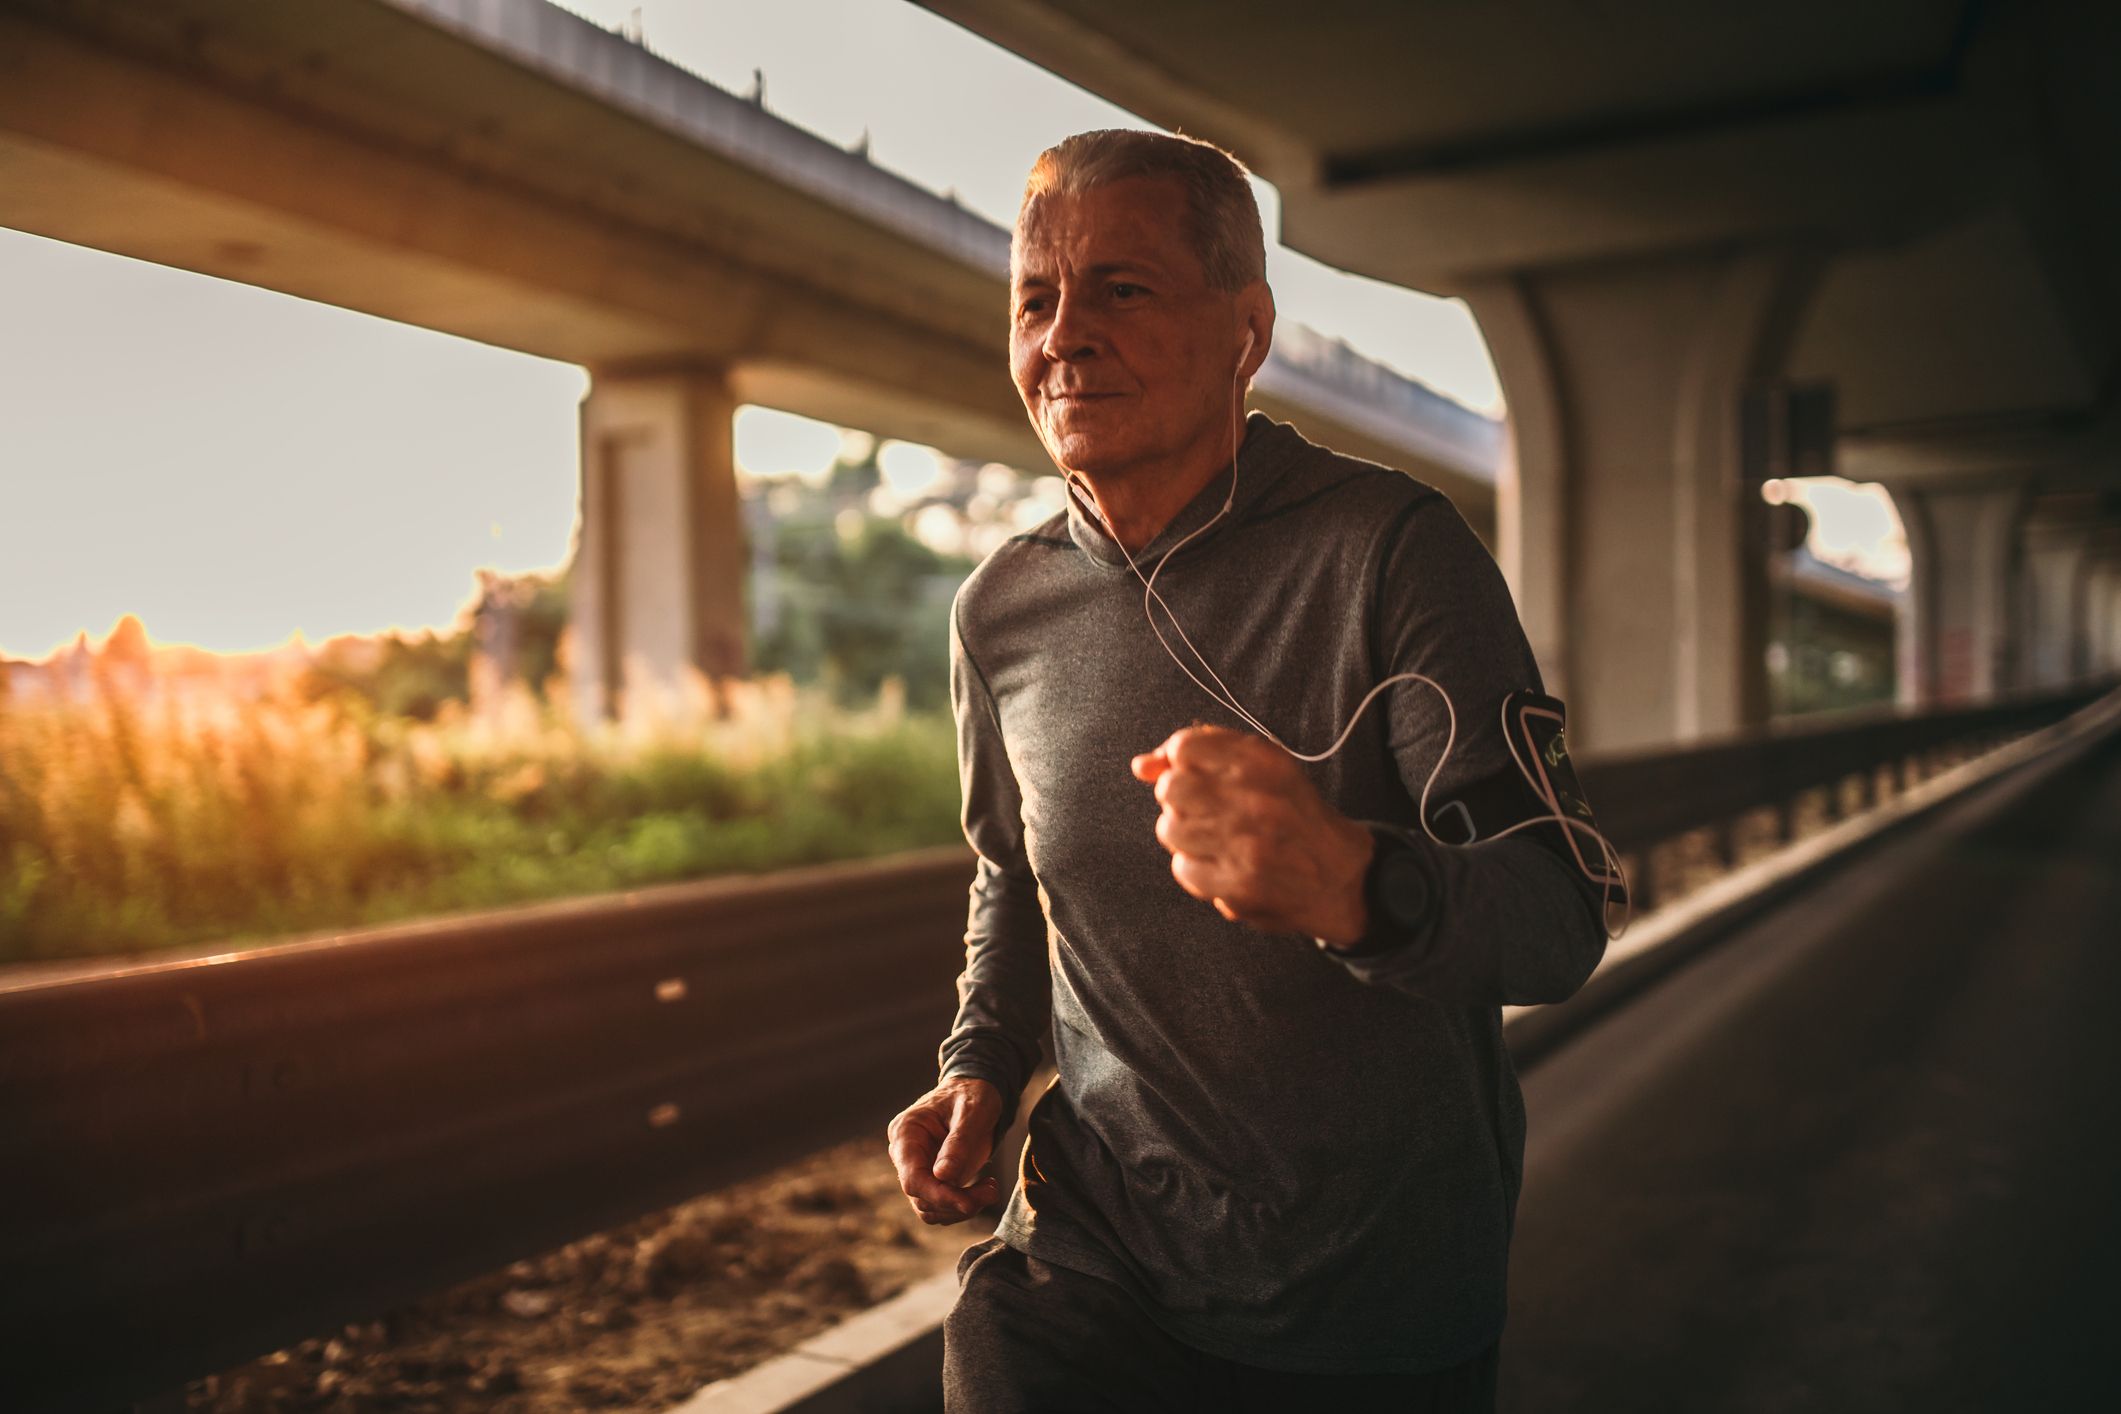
[1840,394,2121,489]
[1320,10,1978,187]
[1283,98,1991,293]
[0,5,1031,462]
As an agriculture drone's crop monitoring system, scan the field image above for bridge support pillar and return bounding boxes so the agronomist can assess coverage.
[1891,484,2026,706]
[1467,250,1814,751]
[569,362,748,722]
[2089,562,2121,675]
[2018,523,2090,690]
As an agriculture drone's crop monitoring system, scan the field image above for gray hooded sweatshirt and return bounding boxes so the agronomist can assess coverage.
[939,412,1607,1374]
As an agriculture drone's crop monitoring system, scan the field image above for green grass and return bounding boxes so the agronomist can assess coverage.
[0,674,962,965]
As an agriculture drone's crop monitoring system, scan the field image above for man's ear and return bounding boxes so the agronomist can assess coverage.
[1239,281,1275,376]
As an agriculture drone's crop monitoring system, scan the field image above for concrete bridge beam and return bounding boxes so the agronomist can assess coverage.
[1465,249,1813,752]
[568,363,746,722]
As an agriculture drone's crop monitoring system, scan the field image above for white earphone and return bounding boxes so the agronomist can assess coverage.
[1056,322,1629,936]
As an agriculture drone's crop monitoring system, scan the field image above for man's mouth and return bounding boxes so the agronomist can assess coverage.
[1046,390,1121,401]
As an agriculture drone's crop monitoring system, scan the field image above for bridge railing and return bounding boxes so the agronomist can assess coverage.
[1579,681,2115,908]
[1,678,2110,1410]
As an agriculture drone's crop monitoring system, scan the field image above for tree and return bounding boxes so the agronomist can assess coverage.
[752,502,969,709]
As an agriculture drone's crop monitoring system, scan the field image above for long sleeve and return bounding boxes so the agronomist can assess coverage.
[935,595,1052,1131]
[1325,494,1609,1006]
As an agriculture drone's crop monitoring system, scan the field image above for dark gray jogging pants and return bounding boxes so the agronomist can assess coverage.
[943,1237,1500,1414]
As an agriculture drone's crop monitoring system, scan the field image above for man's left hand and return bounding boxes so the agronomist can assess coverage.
[1130,724,1373,945]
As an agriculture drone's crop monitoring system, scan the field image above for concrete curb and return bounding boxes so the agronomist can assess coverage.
[669,1272,958,1414]
[664,687,2121,1414]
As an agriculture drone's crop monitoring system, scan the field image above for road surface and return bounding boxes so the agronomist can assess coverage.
[1506,723,2121,1411]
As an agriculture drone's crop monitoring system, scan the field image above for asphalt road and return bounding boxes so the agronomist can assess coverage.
[1503,724,2121,1412]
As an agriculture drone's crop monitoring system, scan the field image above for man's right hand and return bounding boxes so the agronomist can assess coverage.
[887,1076,1004,1225]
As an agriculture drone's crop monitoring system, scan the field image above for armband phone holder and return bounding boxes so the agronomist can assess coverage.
[1504,689,1625,894]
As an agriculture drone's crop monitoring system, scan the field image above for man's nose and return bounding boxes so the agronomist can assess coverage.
[1042,292,1101,363]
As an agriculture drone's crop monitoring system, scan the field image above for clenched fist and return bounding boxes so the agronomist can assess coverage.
[1131,724,1374,947]
[887,1076,1003,1225]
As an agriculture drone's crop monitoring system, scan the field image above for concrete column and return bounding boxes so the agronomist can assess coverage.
[2017,525,2089,690]
[2088,562,2121,675]
[1466,250,1815,751]
[1889,484,2027,706]
[569,362,748,722]
[2107,572,2121,674]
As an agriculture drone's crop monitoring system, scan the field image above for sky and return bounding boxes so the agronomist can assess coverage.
[1772,478,1909,590]
[0,0,1898,660]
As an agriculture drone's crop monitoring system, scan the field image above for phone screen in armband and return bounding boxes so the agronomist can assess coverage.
[1504,690,1625,894]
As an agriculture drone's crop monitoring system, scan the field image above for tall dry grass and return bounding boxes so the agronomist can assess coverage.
[0,668,959,965]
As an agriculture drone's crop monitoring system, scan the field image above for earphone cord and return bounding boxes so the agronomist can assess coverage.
[1057,339,1632,938]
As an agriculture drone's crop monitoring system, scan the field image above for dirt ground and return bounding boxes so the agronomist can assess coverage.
[183,1137,994,1414]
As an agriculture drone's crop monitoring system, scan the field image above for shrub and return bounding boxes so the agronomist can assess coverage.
[0,672,959,965]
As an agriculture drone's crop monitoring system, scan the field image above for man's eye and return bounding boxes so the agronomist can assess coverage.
[1017,297,1049,318]
[1111,283,1143,300]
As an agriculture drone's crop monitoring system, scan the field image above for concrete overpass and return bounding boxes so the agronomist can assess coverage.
[921,0,2121,749]
[0,0,1497,717]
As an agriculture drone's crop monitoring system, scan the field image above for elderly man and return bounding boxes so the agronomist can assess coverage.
[887,129,1610,1412]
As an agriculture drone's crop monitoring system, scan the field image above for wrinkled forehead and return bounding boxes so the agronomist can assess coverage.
[1010,178,1200,287]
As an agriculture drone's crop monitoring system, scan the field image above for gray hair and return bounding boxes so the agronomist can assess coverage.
[1017,129,1266,293]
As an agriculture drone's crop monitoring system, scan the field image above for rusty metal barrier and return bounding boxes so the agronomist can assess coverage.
[0,681,2109,1411]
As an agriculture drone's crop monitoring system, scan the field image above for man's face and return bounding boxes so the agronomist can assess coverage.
[1010,176,1259,482]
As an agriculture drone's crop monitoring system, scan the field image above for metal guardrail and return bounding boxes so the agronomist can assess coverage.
[0,681,2108,1411]
[1577,683,2114,908]
[0,849,976,1413]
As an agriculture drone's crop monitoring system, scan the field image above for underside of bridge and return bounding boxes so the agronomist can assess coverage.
[922,0,2121,748]
[0,0,1019,719]
[0,0,1504,722]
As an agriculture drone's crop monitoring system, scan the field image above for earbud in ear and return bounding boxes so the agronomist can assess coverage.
[1241,330,1256,362]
